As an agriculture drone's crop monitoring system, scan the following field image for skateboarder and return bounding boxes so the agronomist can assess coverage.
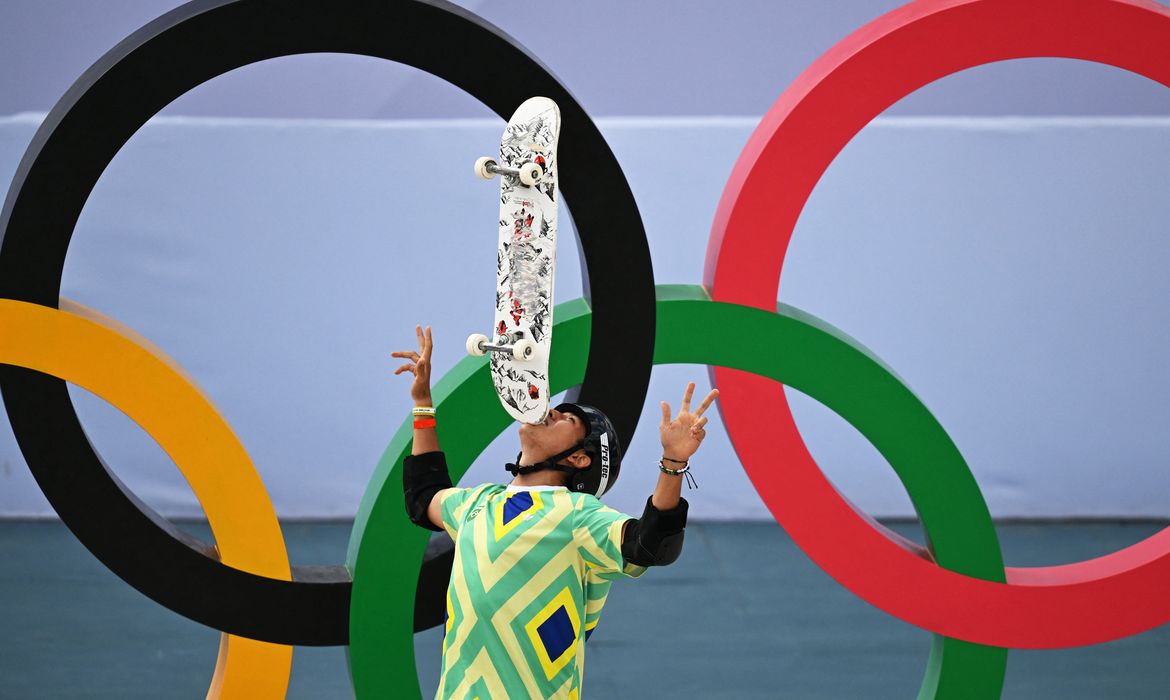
[394,325,717,699]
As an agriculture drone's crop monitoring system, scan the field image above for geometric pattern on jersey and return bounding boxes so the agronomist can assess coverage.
[496,490,543,541]
[435,482,645,699]
[525,585,581,680]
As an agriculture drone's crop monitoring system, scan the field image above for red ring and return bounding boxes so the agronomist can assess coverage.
[705,0,1170,648]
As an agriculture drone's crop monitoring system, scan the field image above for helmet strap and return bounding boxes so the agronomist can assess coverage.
[505,443,586,477]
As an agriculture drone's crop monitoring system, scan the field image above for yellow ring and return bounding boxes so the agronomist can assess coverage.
[0,298,292,699]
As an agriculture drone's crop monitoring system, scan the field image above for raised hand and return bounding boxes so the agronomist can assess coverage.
[660,381,718,462]
[391,325,434,405]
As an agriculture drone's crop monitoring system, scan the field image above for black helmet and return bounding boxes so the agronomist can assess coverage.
[556,403,622,497]
[504,402,623,498]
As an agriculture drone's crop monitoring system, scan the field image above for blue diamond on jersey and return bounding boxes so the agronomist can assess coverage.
[501,491,535,527]
[536,605,575,661]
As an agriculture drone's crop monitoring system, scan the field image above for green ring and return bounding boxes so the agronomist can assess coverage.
[346,284,1009,699]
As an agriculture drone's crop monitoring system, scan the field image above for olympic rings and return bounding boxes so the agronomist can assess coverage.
[704,0,1170,648]
[6,0,1170,697]
[0,299,293,698]
[0,0,653,648]
[347,287,1008,699]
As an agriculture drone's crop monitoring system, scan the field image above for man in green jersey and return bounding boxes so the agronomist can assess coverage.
[394,325,718,699]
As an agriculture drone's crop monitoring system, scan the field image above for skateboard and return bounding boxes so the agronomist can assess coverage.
[466,97,561,425]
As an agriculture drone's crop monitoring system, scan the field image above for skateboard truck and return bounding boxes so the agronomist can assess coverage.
[466,333,537,361]
[474,156,543,187]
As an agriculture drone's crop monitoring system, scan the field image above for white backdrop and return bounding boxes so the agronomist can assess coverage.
[2,113,1169,519]
[5,0,1170,119]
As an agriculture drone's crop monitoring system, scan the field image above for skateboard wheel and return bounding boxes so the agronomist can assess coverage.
[517,162,542,186]
[511,338,536,361]
[466,333,489,357]
[474,157,496,180]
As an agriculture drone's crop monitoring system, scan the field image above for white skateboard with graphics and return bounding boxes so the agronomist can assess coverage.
[466,97,560,424]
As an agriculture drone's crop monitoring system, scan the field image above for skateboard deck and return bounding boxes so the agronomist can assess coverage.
[477,97,560,424]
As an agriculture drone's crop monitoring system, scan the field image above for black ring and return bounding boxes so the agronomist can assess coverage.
[0,0,654,646]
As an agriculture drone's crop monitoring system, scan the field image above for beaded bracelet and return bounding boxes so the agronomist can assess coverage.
[658,460,698,489]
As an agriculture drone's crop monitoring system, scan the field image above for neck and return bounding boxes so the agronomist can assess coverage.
[517,447,547,468]
[510,470,568,488]
[513,443,572,488]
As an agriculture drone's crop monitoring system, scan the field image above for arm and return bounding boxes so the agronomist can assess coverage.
[654,381,716,509]
[621,382,718,566]
[394,324,440,457]
[393,325,450,530]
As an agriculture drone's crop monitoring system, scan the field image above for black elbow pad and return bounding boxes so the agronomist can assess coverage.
[621,496,689,567]
[403,451,452,532]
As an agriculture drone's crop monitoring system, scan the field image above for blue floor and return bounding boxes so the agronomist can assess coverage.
[2,519,1169,698]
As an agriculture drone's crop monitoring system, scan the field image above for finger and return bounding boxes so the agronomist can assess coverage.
[681,382,695,413]
[393,363,416,375]
[691,429,707,441]
[422,326,433,362]
[416,324,426,353]
[660,400,671,426]
[693,388,719,417]
[392,351,421,362]
[691,416,709,430]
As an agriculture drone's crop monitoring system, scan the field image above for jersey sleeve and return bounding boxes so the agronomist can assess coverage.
[574,496,647,581]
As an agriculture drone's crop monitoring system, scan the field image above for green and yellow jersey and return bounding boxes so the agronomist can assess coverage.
[435,481,645,699]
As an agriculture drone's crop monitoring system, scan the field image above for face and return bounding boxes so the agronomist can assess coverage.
[517,406,590,466]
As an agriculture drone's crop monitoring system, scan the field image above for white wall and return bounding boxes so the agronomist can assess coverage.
[2,113,1169,519]
[4,0,1170,120]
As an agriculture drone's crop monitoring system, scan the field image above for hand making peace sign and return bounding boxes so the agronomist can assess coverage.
[660,381,719,463]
